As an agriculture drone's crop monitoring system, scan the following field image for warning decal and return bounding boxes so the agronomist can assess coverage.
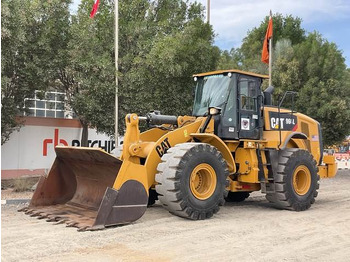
[241,118,250,130]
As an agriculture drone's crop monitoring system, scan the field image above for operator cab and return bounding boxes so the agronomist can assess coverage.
[192,70,268,140]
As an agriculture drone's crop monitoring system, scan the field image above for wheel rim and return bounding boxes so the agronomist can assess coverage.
[190,163,217,200]
[292,165,311,195]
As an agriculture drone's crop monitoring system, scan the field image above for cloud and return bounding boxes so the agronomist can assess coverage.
[193,0,350,49]
[70,0,81,13]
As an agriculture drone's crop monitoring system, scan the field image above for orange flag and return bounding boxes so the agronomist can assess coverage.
[261,15,273,64]
[90,0,100,18]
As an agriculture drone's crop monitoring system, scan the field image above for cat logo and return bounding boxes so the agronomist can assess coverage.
[155,137,171,158]
[269,112,297,131]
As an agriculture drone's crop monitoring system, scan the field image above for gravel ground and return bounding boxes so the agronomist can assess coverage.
[2,170,350,262]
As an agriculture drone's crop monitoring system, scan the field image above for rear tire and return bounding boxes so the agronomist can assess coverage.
[225,192,250,202]
[266,149,319,211]
[155,143,229,220]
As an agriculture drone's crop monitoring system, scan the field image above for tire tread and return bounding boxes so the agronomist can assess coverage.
[265,149,319,211]
[155,143,229,220]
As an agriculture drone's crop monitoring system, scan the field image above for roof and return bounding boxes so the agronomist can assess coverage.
[193,69,269,79]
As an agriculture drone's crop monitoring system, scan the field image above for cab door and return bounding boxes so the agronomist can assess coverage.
[238,76,261,139]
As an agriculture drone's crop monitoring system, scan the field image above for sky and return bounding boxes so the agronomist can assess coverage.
[71,0,350,67]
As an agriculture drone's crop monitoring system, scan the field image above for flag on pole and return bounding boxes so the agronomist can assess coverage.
[261,14,273,64]
[90,0,100,18]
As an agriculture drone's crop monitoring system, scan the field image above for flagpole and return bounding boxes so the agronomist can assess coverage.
[269,10,272,86]
[114,0,119,149]
[207,0,210,23]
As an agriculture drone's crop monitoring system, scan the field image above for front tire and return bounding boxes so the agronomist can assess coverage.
[155,143,229,220]
[266,149,319,211]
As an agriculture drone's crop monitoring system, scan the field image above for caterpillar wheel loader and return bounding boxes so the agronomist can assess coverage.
[20,70,337,231]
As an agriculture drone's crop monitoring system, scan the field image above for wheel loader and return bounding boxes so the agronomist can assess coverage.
[20,70,337,231]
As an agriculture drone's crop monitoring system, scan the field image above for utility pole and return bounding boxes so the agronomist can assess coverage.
[207,0,210,23]
[114,0,119,149]
[269,10,272,86]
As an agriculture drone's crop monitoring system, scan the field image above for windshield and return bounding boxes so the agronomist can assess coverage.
[192,75,231,116]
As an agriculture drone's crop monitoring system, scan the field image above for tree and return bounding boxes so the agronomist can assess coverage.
[271,33,350,146]
[62,0,115,144]
[217,48,242,70]
[291,33,350,145]
[67,0,220,138]
[129,11,220,117]
[234,14,350,145]
[240,14,305,72]
[1,0,71,145]
[120,0,220,127]
[2,0,219,145]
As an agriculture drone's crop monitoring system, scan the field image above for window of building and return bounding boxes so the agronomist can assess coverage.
[24,90,75,118]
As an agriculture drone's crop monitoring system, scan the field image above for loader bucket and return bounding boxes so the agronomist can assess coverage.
[19,147,148,231]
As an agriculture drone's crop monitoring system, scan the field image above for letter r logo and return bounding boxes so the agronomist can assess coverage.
[43,129,68,156]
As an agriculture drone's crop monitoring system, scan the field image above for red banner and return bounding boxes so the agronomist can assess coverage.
[90,0,100,18]
[261,16,273,64]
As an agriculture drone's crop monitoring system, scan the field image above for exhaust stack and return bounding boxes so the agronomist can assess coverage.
[263,85,274,105]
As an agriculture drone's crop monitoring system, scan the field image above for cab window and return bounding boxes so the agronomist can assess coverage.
[239,78,258,111]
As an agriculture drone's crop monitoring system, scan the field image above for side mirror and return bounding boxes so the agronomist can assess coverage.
[200,107,221,133]
[208,107,222,116]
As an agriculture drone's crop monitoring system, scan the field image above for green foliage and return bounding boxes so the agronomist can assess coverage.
[2,0,37,144]
[264,23,348,145]
[67,0,219,136]
[3,3,348,147]
[133,18,220,116]
[2,0,218,143]
[221,13,350,145]
[288,33,349,145]
[64,0,115,136]
[221,14,306,73]
[217,48,242,70]
[242,14,305,71]
[1,0,71,145]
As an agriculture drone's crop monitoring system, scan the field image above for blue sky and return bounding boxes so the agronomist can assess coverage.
[71,0,350,67]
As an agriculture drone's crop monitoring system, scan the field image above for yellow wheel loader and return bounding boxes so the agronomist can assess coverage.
[20,70,337,231]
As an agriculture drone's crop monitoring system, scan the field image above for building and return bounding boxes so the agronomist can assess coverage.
[1,91,116,180]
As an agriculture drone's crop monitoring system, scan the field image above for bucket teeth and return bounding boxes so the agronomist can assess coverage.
[18,207,28,212]
[25,209,34,215]
[46,215,61,222]
[42,214,79,227]
[38,214,49,219]
[77,226,89,232]
[53,219,68,225]
[66,222,78,227]
[30,212,43,217]
[45,215,68,224]
[46,216,58,222]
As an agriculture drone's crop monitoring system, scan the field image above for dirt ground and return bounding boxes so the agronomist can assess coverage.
[1,189,33,200]
[2,170,350,262]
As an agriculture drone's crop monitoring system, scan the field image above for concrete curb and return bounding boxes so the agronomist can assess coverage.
[1,199,30,205]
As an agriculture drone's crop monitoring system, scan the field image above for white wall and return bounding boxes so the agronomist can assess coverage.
[1,125,116,172]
